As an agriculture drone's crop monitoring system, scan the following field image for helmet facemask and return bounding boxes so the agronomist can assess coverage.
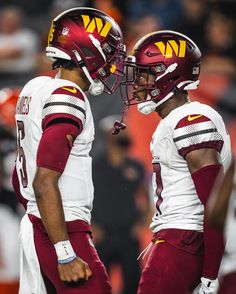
[121,57,180,114]
[95,42,126,94]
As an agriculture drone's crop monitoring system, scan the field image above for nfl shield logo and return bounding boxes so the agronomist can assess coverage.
[62,27,69,36]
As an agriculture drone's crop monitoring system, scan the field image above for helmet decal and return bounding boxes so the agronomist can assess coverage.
[81,15,112,37]
[154,40,186,58]
[62,27,69,35]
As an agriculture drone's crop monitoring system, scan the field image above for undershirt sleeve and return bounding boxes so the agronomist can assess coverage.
[37,122,81,173]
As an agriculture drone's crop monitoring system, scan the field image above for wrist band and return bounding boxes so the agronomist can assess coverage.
[54,240,76,264]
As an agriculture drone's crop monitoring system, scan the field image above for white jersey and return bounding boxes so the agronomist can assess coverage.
[220,156,236,276]
[150,101,231,233]
[15,76,94,223]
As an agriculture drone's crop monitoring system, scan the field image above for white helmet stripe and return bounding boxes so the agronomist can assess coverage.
[46,47,71,60]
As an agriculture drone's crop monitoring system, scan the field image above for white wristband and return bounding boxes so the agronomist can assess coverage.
[54,240,76,264]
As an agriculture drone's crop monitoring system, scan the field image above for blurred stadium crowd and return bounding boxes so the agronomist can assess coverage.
[0,0,235,293]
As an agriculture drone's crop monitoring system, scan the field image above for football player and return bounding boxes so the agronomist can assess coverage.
[122,31,231,294]
[208,155,236,294]
[12,7,126,294]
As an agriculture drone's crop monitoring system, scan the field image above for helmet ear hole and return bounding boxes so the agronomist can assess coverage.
[80,47,95,57]
[170,75,180,82]
[52,58,76,70]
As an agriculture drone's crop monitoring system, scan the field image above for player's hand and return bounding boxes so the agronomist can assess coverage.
[58,256,92,283]
[192,277,219,294]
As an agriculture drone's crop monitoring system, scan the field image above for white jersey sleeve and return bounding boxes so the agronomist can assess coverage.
[173,114,223,158]
[42,85,86,131]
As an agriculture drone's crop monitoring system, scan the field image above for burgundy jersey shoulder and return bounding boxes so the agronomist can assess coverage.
[174,114,210,129]
[52,85,85,101]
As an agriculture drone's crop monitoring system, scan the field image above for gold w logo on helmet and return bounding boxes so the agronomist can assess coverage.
[81,15,112,37]
[154,40,186,59]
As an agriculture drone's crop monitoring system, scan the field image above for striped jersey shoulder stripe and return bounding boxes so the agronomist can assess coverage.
[43,102,86,117]
[42,86,86,120]
[173,128,217,143]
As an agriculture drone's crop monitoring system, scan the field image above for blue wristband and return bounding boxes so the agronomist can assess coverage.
[58,254,77,264]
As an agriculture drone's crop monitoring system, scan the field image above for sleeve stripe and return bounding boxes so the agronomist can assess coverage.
[173,128,217,143]
[43,102,86,116]
[47,94,85,107]
[174,121,215,138]
[178,140,224,158]
[42,113,84,131]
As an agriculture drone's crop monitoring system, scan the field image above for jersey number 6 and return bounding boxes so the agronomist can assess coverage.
[17,120,28,188]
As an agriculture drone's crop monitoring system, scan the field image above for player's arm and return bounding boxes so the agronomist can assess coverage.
[33,121,92,282]
[186,148,223,292]
[208,156,235,230]
[33,166,68,243]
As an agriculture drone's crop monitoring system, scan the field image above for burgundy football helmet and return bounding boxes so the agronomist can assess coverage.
[122,30,202,114]
[46,7,126,95]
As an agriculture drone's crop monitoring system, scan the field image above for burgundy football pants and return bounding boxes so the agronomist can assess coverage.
[218,272,236,294]
[138,229,204,294]
[29,215,111,294]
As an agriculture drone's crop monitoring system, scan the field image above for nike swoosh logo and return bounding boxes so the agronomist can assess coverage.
[188,114,203,121]
[155,239,165,245]
[62,87,77,94]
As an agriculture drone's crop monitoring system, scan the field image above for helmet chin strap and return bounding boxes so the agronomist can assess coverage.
[73,50,104,96]
[137,91,178,115]
[137,98,157,115]
[88,79,104,96]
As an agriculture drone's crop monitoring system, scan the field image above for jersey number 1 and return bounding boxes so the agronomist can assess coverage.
[17,121,28,188]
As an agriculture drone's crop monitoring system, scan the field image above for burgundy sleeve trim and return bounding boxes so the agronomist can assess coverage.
[36,162,64,174]
[178,140,224,158]
[42,113,83,131]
